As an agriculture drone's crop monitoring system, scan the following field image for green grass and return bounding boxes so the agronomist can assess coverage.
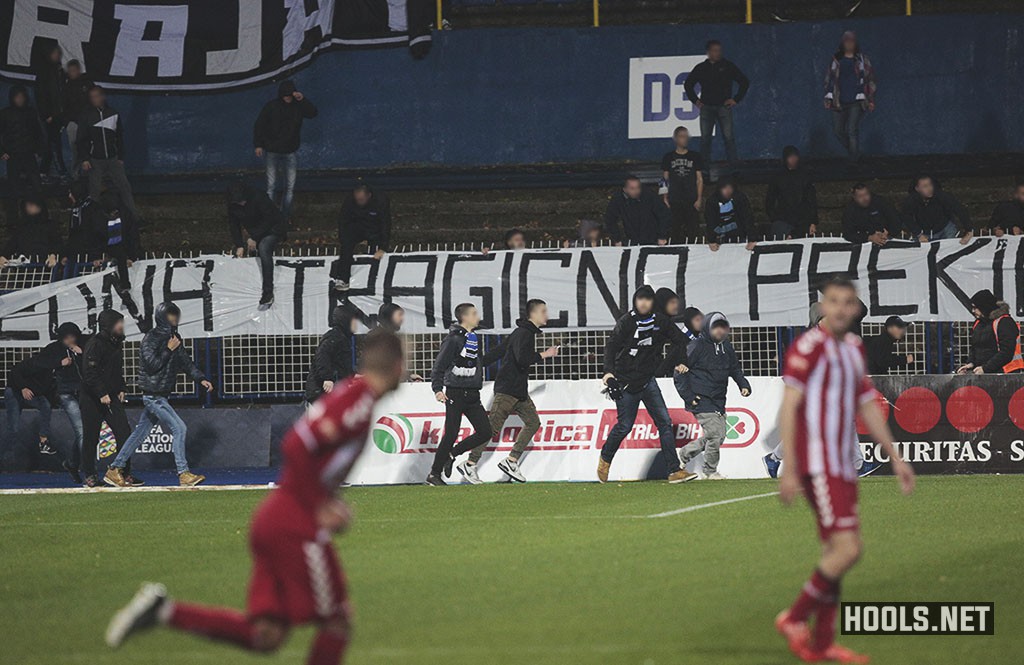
[1,476,1022,664]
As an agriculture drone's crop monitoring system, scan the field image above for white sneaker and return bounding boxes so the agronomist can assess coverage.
[705,472,727,480]
[456,461,483,485]
[498,457,526,483]
[105,582,168,648]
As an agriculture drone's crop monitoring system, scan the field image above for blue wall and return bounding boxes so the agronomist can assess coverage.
[8,14,1023,173]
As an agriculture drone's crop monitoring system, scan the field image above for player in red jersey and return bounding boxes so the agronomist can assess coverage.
[774,278,914,664]
[104,330,405,665]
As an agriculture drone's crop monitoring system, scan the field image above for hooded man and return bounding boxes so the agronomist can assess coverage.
[598,285,693,483]
[674,312,751,479]
[1,197,61,269]
[64,180,108,261]
[957,290,1024,375]
[765,146,818,239]
[80,309,134,487]
[654,288,703,377]
[253,79,317,217]
[376,303,404,332]
[227,182,289,310]
[0,85,44,207]
[332,184,391,292]
[304,304,358,404]
[864,316,914,374]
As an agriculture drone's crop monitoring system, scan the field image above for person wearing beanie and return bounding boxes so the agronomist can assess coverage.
[957,290,1024,375]
[252,79,317,217]
[864,316,915,374]
[660,126,705,240]
[227,181,289,310]
[598,285,693,483]
[304,304,358,405]
[765,146,819,238]
[824,30,876,161]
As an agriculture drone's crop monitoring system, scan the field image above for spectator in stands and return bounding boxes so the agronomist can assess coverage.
[604,175,670,246]
[98,190,140,295]
[62,60,93,172]
[705,179,754,250]
[304,304,358,405]
[1,197,60,269]
[34,44,68,179]
[683,40,749,168]
[228,182,289,310]
[332,183,391,292]
[660,126,705,239]
[841,183,899,245]
[564,219,603,248]
[901,175,972,244]
[62,181,106,265]
[824,30,876,162]
[0,85,44,215]
[989,182,1024,236]
[504,228,526,250]
[957,290,1023,375]
[77,85,141,220]
[79,309,132,488]
[765,146,818,238]
[377,303,405,332]
[864,315,915,374]
[253,79,317,217]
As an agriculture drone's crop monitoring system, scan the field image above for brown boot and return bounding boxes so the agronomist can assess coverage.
[597,458,611,483]
[178,471,205,487]
[668,469,698,484]
[104,467,129,487]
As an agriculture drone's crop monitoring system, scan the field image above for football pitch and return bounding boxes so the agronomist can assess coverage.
[2,476,1021,664]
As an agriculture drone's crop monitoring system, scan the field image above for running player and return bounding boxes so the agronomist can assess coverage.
[104,329,405,665]
[774,278,914,664]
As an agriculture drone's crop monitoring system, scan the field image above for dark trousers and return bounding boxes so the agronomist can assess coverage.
[256,234,281,299]
[79,394,131,476]
[832,104,864,159]
[39,122,67,176]
[86,158,140,219]
[699,105,738,165]
[599,378,680,476]
[332,227,382,284]
[430,387,492,475]
[670,199,702,242]
[4,153,41,219]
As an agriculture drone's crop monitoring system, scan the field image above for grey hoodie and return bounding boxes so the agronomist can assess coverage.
[673,312,750,413]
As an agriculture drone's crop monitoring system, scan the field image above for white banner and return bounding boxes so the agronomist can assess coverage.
[350,377,783,484]
[0,238,1020,345]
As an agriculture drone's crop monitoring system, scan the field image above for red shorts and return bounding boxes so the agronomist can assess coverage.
[246,516,350,625]
[801,474,859,541]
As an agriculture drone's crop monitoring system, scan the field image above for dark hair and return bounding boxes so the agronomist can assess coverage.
[504,228,524,244]
[851,182,869,192]
[66,59,81,69]
[915,174,934,186]
[88,84,104,95]
[359,329,404,374]
[706,40,721,50]
[526,299,546,316]
[624,174,641,185]
[454,302,475,322]
[822,276,857,294]
[673,126,689,136]
[353,181,370,194]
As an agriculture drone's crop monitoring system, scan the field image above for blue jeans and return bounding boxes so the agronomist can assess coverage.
[599,378,680,476]
[832,104,864,159]
[699,105,738,165]
[265,151,297,217]
[5,386,52,440]
[922,220,959,241]
[59,394,84,468]
[112,395,190,474]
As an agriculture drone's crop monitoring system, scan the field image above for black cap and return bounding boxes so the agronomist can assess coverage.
[970,289,999,317]
[884,315,908,328]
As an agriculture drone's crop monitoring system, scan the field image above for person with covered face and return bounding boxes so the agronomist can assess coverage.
[674,312,752,479]
[654,288,703,377]
[597,285,693,483]
[332,183,391,292]
[253,79,317,217]
[957,290,1024,375]
[304,304,358,405]
[79,309,133,487]
[105,303,212,488]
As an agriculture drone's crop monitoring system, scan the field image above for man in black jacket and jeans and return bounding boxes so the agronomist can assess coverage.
[604,176,671,246]
[598,286,693,483]
[900,176,973,244]
[332,184,391,291]
[683,40,749,168]
[303,304,357,405]
[864,315,914,374]
[0,85,44,217]
[842,183,900,245]
[457,299,559,484]
[77,85,140,220]
[765,146,818,238]
[228,182,289,310]
[253,80,317,217]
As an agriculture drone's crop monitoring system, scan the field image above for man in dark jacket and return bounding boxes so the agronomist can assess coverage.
[53,322,86,482]
[105,302,212,488]
[864,315,914,374]
[96,190,140,295]
[376,302,405,332]
[604,176,671,246]
[901,176,972,243]
[0,85,44,210]
[674,312,751,478]
[957,290,1023,375]
[253,79,317,217]
[654,288,702,376]
[683,40,749,167]
[228,182,289,310]
[34,44,68,178]
[62,59,93,171]
[705,179,754,249]
[660,126,705,240]
[989,182,1024,236]
[597,285,693,483]
[765,146,818,238]
[63,181,108,263]
[1,197,61,268]
[842,183,900,245]
[304,304,357,404]
[79,309,133,487]
[77,85,140,220]
[458,299,559,484]
[332,184,391,291]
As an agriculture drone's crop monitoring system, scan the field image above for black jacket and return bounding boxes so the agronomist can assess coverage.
[9,341,67,401]
[604,286,688,389]
[76,104,124,160]
[253,85,318,154]
[673,312,751,414]
[655,297,702,377]
[990,200,1024,234]
[901,186,971,236]
[137,304,205,396]
[0,87,44,155]
[842,196,901,243]
[765,166,818,234]
[340,190,391,248]
[705,189,753,244]
[228,184,289,247]
[65,195,108,259]
[864,329,909,374]
[430,324,503,392]
[34,62,66,122]
[604,189,671,245]
[55,336,86,396]
[82,311,127,400]
[63,75,94,124]
[5,201,62,259]
[969,303,1021,374]
[304,306,357,402]
[489,320,544,399]
[683,58,750,106]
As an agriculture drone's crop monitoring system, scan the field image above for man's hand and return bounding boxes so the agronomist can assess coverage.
[723,98,737,108]
[316,498,352,534]
[118,392,126,403]
[373,249,385,260]
[602,373,614,386]
[906,354,915,365]
[657,238,668,246]
[20,388,35,401]
[292,91,304,101]
[409,373,424,382]
[779,470,801,506]
[81,160,91,171]
[201,380,214,393]
[694,200,702,211]
[323,380,335,394]
[918,234,929,243]
[435,391,447,403]
[0,153,8,160]
[662,196,671,208]
[955,363,973,375]
[740,387,751,397]
[100,394,111,405]
[70,344,82,354]
[892,458,915,495]
[694,99,704,110]
[868,231,887,246]
[541,346,560,359]
[674,364,688,374]
[61,356,73,367]
[167,336,182,351]
[973,366,985,375]
[709,243,720,252]
[0,256,7,269]
[867,101,876,112]
[959,231,973,245]
[234,247,245,258]
[246,238,257,252]
[255,147,264,158]
[745,241,757,251]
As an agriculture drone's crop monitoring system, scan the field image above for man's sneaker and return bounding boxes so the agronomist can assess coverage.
[38,440,57,455]
[668,469,698,484]
[124,473,145,487]
[179,471,205,487]
[816,643,870,664]
[457,461,483,485]
[596,458,610,483]
[63,461,82,485]
[334,281,350,292]
[104,467,129,487]
[105,583,168,648]
[498,457,526,483]
[775,609,811,658]
[857,460,881,478]
[425,473,447,486]
[443,454,455,478]
[763,453,781,479]
[258,295,274,311]
[705,472,727,480]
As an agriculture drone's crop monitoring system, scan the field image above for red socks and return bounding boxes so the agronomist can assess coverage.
[168,602,259,650]
[307,629,349,665]
[788,569,838,623]
[813,581,840,650]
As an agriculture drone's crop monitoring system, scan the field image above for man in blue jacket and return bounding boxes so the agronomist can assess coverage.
[674,312,751,479]
[104,302,213,488]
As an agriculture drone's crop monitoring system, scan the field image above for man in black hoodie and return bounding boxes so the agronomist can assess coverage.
[63,181,107,263]
[957,289,1023,375]
[62,59,93,172]
[654,288,702,377]
[34,44,68,178]
[864,316,914,374]
[604,176,671,246]
[597,285,692,483]
[841,183,900,245]
[989,182,1024,236]
[457,299,559,484]
[1,197,61,269]
[253,80,317,217]
[376,302,405,332]
[77,85,140,220]
[0,85,44,212]
[765,146,818,238]
[228,182,289,310]
[900,175,972,243]
[304,304,357,405]
[683,40,749,168]
[332,184,391,292]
